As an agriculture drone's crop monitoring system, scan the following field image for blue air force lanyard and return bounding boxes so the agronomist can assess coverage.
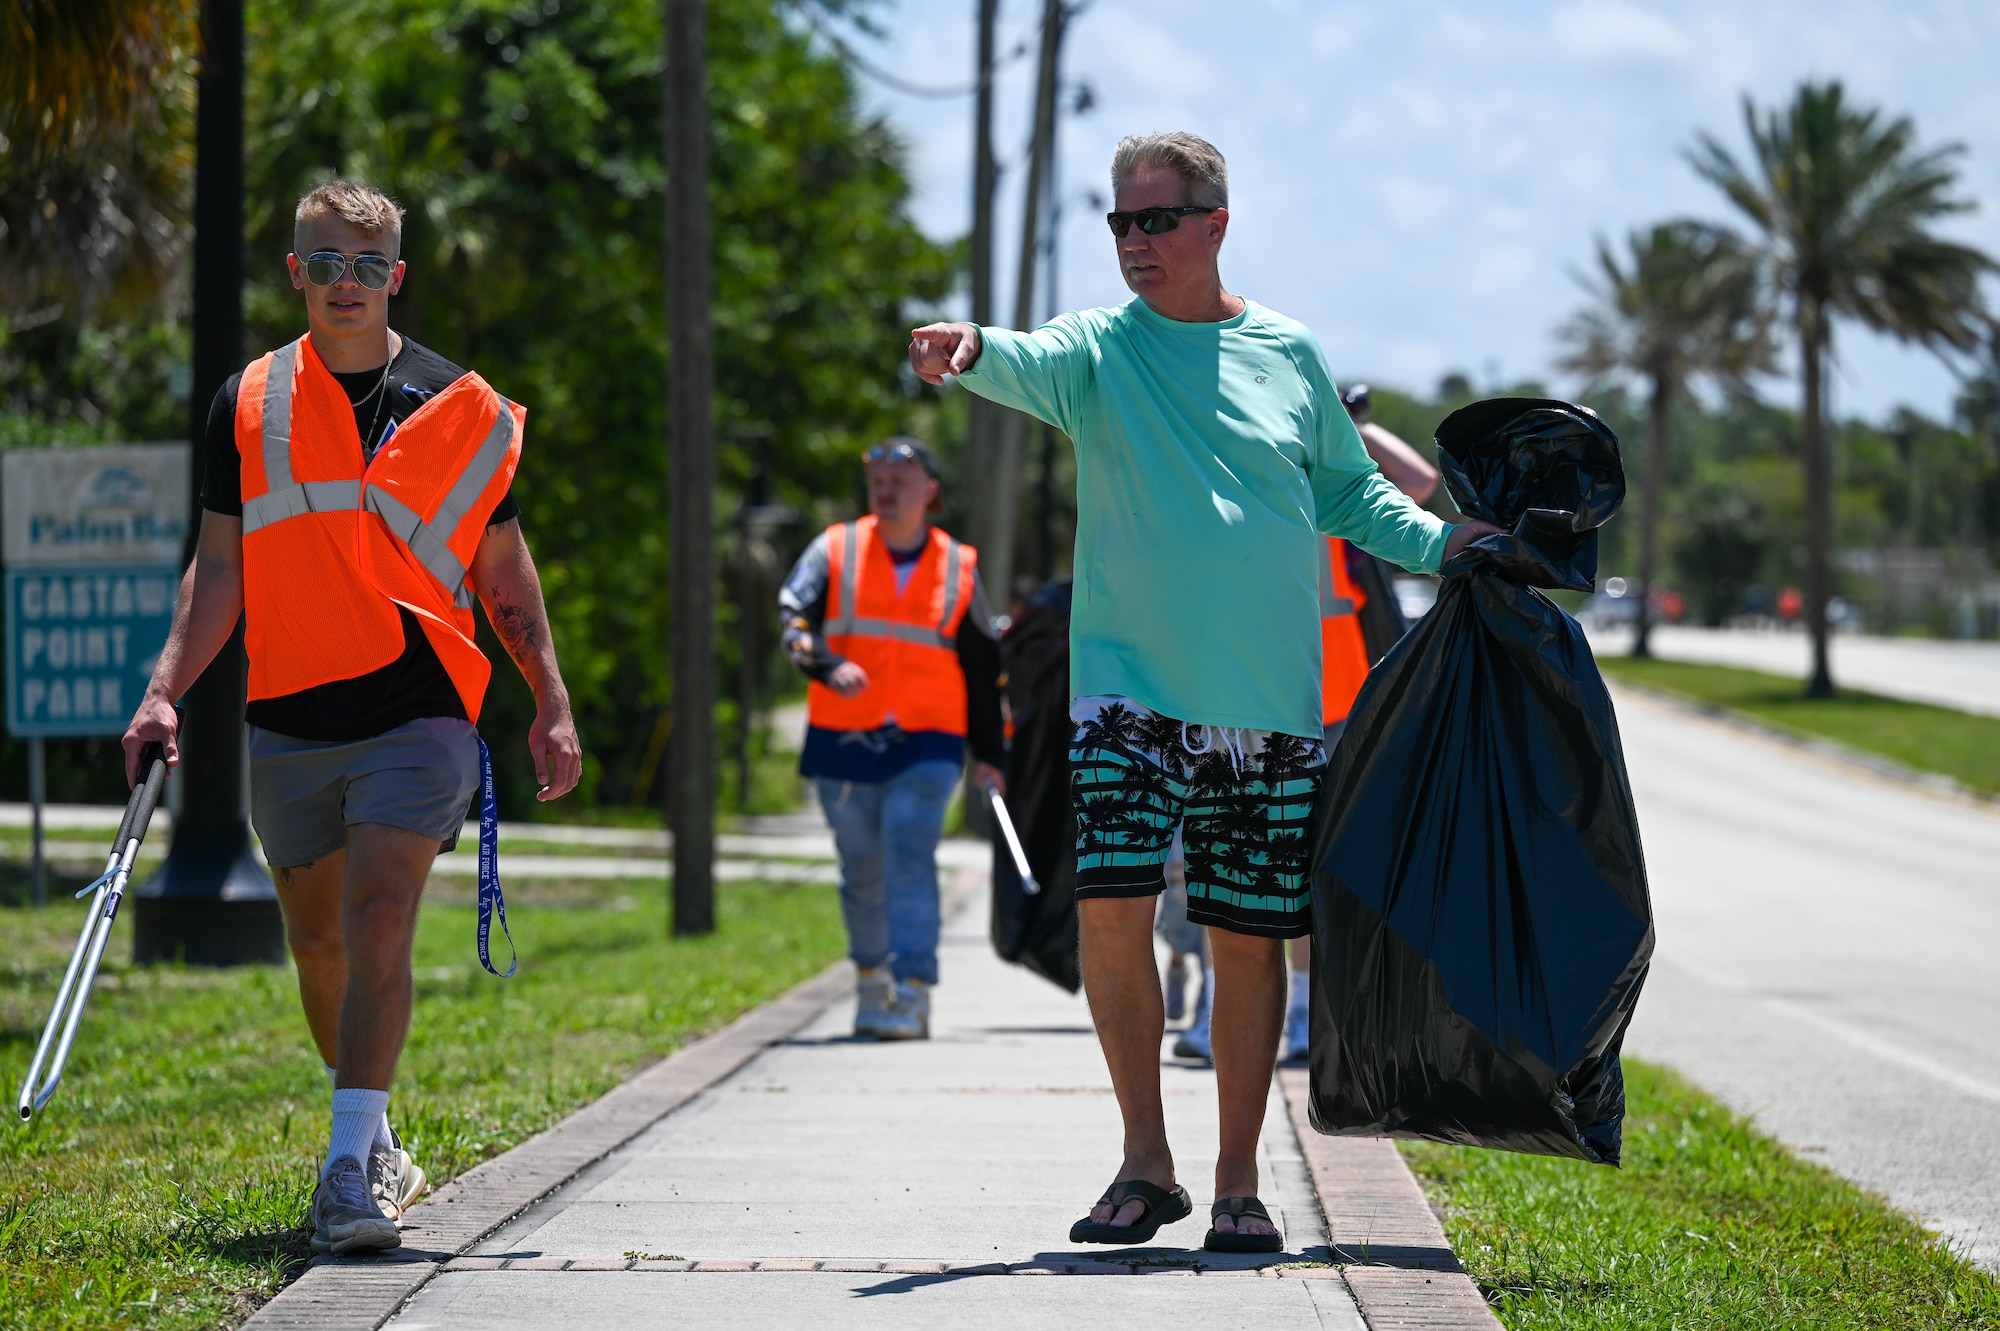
[476,739,517,977]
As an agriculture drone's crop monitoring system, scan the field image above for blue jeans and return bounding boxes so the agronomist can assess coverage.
[814,760,960,984]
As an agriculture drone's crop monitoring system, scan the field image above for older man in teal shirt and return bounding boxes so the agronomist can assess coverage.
[912,132,1498,1253]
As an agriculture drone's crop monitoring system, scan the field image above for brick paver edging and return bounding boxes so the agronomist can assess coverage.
[240,958,857,1330]
[1277,1069,1503,1330]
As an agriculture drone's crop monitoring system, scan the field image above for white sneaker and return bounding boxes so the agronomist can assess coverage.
[854,966,895,1038]
[1284,1000,1310,1062]
[311,1157,400,1256]
[369,1129,428,1221]
[1173,968,1213,1063]
[875,978,931,1040]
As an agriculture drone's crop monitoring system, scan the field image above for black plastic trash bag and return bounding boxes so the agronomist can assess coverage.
[1306,398,1653,1165]
[990,577,1081,992]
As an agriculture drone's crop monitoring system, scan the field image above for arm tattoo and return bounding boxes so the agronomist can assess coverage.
[487,584,544,659]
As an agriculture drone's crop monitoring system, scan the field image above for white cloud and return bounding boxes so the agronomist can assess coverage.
[1551,1,1695,66]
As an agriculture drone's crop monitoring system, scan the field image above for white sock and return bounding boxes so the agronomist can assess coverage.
[327,1064,397,1158]
[324,1088,391,1178]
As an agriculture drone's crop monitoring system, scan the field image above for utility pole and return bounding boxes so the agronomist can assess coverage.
[666,0,716,934]
[986,0,1065,603]
[966,0,1000,548]
[134,0,282,966]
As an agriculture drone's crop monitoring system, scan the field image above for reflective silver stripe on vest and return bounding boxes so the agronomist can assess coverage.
[260,341,299,488]
[823,521,862,637]
[363,486,477,610]
[367,396,514,608]
[936,539,964,636]
[836,617,951,649]
[1319,540,1355,618]
[431,399,518,542]
[242,480,363,533]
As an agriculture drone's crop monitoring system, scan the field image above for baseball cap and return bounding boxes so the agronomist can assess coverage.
[864,436,941,479]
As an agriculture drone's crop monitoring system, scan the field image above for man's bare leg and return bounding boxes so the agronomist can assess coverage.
[1080,894,1176,1228]
[274,853,350,1065]
[336,823,440,1090]
[1207,926,1286,1237]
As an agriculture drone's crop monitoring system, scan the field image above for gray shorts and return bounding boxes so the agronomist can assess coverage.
[248,717,481,868]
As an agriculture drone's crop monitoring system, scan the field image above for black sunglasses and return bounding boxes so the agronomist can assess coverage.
[1105,205,1218,238]
[302,251,397,290]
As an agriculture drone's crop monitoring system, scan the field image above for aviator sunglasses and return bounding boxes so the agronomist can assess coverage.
[300,251,398,290]
[1105,205,1218,238]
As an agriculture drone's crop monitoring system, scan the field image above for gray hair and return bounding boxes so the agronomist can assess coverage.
[1109,132,1229,209]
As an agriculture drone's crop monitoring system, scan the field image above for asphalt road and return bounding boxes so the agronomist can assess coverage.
[1615,684,2000,1271]
[1587,624,2000,718]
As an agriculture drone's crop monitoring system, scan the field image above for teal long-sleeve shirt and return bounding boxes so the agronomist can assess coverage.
[959,297,1452,737]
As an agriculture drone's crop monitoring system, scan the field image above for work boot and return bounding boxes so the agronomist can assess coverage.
[369,1128,428,1221]
[311,1157,401,1256]
[875,978,931,1041]
[1164,954,1188,1023]
[854,965,895,1038]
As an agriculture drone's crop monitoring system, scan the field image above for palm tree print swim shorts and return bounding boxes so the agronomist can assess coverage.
[1069,696,1328,939]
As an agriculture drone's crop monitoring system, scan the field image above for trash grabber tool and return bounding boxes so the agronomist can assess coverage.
[17,743,168,1121]
[984,781,1038,897]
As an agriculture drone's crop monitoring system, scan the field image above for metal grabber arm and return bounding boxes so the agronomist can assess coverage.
[17,743,169,1121]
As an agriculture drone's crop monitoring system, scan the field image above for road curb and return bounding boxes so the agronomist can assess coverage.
[241,958,857,1329]
[1277,1069,1502,1330]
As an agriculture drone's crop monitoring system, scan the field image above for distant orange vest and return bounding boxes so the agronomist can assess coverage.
[807,517,978,735]
[1320,537,1372,726]
[234,334,523,722]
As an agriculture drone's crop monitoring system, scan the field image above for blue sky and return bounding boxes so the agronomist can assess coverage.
[831,0,2000,422]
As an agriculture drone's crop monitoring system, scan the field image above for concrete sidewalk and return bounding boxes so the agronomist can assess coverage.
[381,886,1362,1329]
[247,866,1494,1330]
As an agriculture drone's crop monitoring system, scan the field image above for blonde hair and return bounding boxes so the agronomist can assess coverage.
[1110,132,1229,209]
[293,180,406,256]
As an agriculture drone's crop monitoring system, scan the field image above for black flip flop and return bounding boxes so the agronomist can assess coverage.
[1204,1195,1283,1253]
[1068,1179,1193,1245]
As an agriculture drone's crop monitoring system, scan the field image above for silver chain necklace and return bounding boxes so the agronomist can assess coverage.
[348,341,395,454]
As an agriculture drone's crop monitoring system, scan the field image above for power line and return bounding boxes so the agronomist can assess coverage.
[786,1,1034,99]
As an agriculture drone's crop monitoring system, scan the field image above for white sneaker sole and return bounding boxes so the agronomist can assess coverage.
[378,1160,428,1221]
[310,1218,402,1256]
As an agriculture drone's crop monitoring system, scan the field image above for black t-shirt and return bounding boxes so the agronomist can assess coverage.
[203,336,520,741]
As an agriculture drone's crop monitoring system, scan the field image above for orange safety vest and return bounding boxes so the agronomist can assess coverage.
[235,334,523,723]
[1320,537,1372,726]
[807,516,978,736]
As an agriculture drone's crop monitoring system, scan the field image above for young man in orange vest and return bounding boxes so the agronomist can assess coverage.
[778,437,1005,1040]
[122,181,581,1258]
[1281,384,1441,1060]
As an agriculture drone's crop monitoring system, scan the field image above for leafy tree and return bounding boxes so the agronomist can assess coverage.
[1557,220,1766,655]
[0,0,194,439]
[1691,81,1994,695]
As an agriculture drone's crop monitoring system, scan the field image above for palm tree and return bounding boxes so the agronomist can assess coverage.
[1690,81,1994,696]
[0,0,193,319]
[1557,221,1767,657]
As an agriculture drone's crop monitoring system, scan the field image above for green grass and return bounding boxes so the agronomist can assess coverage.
[0,874,846,1330]
[1402,1060,2000,1329]
[1597,655,2000,798]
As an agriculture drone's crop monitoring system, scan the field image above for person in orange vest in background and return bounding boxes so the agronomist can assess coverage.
[124,181,582,1260]
[779,438,1006,1041]
[1283,383,1440,1060]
